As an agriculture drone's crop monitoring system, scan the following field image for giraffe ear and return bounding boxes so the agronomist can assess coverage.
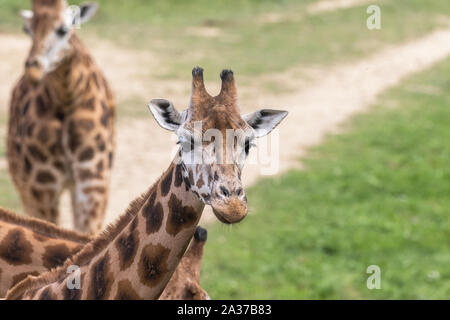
[20,10,33,35]
[148,99,183,131]
[78,3,98,24]
[243,109,288,138]
[67,2,98,27]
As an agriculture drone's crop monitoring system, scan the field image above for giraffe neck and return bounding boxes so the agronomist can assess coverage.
[6,160,205,300]
[32,34,98,110]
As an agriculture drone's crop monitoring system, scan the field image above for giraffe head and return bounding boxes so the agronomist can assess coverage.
[20,0,98,82]
[149,67,288,224]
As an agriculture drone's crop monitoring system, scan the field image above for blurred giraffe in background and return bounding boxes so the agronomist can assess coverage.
[7,0,115,233]
[5,67,287,300]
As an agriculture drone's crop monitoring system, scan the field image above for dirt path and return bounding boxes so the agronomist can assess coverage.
[1,29,450,228]
[307,0,375,14]
[257,0,376,25]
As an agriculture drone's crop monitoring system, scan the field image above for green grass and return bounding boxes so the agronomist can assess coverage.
[201,58,450,299]
[0,169,20,211]
[0,131,20,211]
[1,0,449,79]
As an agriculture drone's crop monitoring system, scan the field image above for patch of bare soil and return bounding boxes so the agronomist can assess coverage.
[307,0,374,14]
[185,26,222,38]
[256,0,374,25]
[0,34,29,112]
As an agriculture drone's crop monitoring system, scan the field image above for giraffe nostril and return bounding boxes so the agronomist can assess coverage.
[25,59,39,68]
[236,188,243,196]
[220,186,230,197]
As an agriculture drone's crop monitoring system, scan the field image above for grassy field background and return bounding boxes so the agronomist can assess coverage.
[202,58,450,299]
[0,0,449,299]
[1,0,450,80]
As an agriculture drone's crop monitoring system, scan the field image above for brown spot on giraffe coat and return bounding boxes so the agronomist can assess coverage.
[22,100,31,116]
[31,187,43,201]
[142,191,164,235]
[77,118,95,132]
[78,146,95,162]
[36,170,56,184]
[42,243,78,270]
[67,120,83,153]
[39,287,56,300]
[86,252,113,300]
[24,156,32,175]
[28,144,48,162]
[115,222,140,271]
[95,134,106,151]
[0,229,33,265]
[81,97,95,111]
[161,167,173,197]
[100,101,111,128]
[174,164,183,187]
[166,195,199,236]
[37,126,49,144]
[63,285,82,300]
[196,175,205,189]
[36,95,48,116]
[138,243,171,288]
[115,279,142,300]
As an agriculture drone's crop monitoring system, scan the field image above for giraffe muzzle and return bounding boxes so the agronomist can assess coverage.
[25,57,44,82]
[211,197,248,224]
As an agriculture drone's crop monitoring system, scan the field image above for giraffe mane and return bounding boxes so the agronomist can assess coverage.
[6,168,167,299]
[0,207,90,244]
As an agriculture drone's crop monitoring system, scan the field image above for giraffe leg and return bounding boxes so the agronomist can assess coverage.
[18,186,61,224]
[70,177,109,234]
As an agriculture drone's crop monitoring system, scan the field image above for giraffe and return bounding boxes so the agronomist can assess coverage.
[0,207,91,297]
[5,67,287,300]
[7,0,115,233]
[0,206,208,299]
[160,226,210,300]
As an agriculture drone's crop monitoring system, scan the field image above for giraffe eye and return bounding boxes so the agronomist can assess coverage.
[23,25,31,35]
[56,25,69,37]
[245,138,255,155]
[179,135,194,152]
